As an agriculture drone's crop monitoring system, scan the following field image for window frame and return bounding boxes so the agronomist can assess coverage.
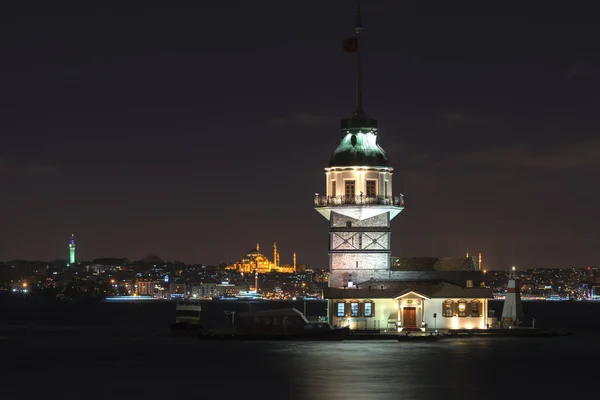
[350,301,359,317]
[336,302,345,317]
[470,300,480,317]
[443,300,453,317]
[457,300,467,317]
[363,301,374,317]
[366,180,377,197]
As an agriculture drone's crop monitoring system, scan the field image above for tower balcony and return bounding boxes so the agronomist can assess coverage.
[314,194,404,221]
[314,194,404,207]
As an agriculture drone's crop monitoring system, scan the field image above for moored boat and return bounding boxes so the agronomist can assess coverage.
[199,308,349,341]
[397,333,443,342]
[170,300,203,333]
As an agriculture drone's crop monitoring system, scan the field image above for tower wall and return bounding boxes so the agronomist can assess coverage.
[326,168,393,197]
[328,211,391,288]
[331,212,389,228]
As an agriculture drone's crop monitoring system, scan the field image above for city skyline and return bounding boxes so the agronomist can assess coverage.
[2,1,599,269]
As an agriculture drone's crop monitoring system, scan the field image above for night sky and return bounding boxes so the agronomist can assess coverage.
[2,1,599,270]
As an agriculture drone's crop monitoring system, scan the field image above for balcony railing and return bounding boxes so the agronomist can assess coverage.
[314,194,404,207]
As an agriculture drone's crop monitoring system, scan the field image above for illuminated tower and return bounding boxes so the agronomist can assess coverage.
[273,242,278,269]
[293,252,297,273]
[69,233,76,265]
[314,1,404,288]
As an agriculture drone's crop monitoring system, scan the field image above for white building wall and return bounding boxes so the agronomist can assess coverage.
[329,298,397,331]
[326,168,393,197]
[328,298,490,331]
[422,298,489,330]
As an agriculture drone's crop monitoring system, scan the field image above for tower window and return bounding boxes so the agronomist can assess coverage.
[345,180,356,202]
[366,180,376,197]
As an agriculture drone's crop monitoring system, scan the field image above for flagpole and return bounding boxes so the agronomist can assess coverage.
[354,0,364,117]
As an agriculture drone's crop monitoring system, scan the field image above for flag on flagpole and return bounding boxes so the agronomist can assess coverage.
[342,37,358,52]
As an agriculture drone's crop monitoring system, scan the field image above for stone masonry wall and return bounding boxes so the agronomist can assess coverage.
[331,212,389,228]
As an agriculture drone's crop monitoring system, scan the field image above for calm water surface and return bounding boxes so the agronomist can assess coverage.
[1,298,598,399]
[1,332,596,400]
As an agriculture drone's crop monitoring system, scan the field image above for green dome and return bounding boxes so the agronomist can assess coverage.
[328,117,390,167]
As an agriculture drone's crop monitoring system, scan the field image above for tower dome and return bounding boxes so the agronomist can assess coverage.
[329,117,389,167]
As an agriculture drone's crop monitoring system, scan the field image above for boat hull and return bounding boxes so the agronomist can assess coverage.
[199,327,350,341]
[397,335,442,342]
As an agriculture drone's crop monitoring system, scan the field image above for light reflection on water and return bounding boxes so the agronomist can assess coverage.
[0,333,597,400]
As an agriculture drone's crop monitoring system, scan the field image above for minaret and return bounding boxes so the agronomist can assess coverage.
[254,269,259,292]
[273,242,278,268]
[315,0,404,288]
[69,233,76,265]
[293,252,297,273]
[256,242,260,252]
[501,266,524,327]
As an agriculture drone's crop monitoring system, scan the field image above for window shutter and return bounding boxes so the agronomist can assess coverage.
[358,302,364,316]
[466,302,472,316]
[371,301,375,317]
[345,302,351,317]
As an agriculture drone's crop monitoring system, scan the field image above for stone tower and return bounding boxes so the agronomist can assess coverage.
[314,1,404,288]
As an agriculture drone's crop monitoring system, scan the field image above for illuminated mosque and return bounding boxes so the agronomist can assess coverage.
[226,243,298,274]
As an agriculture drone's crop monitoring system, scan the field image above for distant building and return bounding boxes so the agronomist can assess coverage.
[226,243,297,274]
[169,282,186,299]
[136,280,155,296]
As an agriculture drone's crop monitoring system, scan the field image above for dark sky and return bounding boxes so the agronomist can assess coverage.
[1,1,599,270]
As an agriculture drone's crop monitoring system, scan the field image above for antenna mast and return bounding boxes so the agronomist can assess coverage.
[354,0,364,117]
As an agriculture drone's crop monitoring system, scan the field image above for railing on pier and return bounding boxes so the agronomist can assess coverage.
[314,194,404,207]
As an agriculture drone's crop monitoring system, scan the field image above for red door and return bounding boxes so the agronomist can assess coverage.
[403,307,417,327]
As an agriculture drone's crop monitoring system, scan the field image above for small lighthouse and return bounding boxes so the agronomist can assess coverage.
[69,233,76,265]
[501,266,524,327]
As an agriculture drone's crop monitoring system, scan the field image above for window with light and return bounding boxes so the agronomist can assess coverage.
[443,301,453,317]
[336,302,345,317]
[364,302,373,317]
[471,301,480,317]
[366,180,376,197]
[458,301,467,317]
[350,302,359,317]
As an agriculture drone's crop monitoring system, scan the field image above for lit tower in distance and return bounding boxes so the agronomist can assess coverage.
[314,0,404,288]
[69,233,76,265]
